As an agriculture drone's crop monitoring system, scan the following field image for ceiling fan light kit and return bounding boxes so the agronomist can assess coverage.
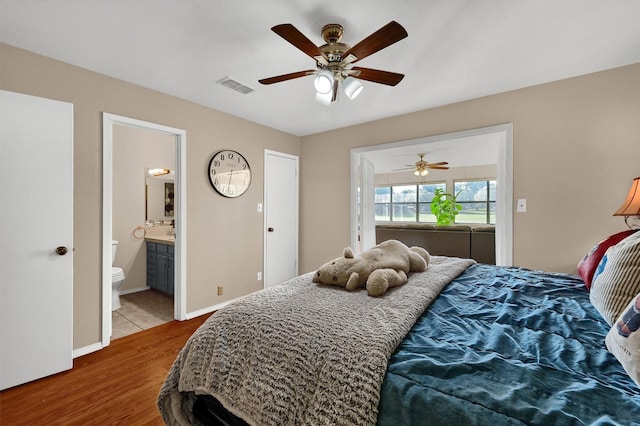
[259,21,408,105]
[315,90,333,106]
[314,70,334,94]
[342,76,363,100]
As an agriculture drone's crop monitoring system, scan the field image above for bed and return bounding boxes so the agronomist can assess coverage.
[158,253,640,425]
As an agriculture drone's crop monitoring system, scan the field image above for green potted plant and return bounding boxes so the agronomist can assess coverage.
[430,188,462,225]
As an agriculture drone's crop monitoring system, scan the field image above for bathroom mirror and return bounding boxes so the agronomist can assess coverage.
[145,168,175,222]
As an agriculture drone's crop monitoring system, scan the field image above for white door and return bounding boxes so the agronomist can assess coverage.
[264,150,298,288]
[0,90,73,390]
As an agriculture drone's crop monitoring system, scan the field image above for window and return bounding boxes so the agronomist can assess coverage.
[454,180,496,224]
[376,180,495,224]
[375,182,445,222]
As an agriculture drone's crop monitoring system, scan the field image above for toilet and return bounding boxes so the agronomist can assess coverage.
[112,240,126,311]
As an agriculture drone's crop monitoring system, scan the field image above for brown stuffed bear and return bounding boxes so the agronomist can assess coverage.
[312,239,430,296]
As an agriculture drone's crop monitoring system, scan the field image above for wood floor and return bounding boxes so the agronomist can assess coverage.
[0,313,210,425]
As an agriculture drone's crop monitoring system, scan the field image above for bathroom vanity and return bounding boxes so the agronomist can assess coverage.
[146,237,174,295]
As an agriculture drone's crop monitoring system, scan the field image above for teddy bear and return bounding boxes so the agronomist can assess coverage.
[312,239,430,297]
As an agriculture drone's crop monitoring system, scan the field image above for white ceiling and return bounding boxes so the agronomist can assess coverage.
[363,131,501,174]
[1,0,639,141]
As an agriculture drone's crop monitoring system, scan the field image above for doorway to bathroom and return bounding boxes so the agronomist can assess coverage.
[102,113,186,347]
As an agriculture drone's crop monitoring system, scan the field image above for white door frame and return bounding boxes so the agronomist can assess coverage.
[102,113,187,347]
[351,123,513,266]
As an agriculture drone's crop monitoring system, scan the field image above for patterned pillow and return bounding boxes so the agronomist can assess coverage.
[590,231,640,325]
[606,292,640,387]
[577,230,638,290]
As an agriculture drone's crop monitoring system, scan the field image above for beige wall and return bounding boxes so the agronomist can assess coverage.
[1,43,301,350]
[3,40,639,351]
[300,63,640,274]
[113,125,175,292]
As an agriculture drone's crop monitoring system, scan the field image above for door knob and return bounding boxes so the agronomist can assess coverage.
[55,246,68,256]
[268,227,274,232]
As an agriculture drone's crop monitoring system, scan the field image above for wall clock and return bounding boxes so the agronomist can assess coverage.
[208,150,251,198]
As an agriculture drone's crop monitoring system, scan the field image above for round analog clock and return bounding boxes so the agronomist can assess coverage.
[208,150,251,198]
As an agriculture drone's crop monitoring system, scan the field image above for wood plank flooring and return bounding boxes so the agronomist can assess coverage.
[0,314,210,425]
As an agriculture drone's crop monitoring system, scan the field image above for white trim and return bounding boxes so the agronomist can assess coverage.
[72,342,103,358]
[351,123,513,266]
[186,300,235,319]
[102,113,187,349]
[118,286,151,296]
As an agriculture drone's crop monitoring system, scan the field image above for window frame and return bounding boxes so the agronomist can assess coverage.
[453,178,496,225]
[375,182,446,223]
[376,179,496,224]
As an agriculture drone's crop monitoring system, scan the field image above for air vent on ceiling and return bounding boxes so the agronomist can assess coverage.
[216,76,254,94]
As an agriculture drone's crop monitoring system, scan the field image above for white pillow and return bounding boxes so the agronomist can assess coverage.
[590,231,640,325]
[606,292,640,387]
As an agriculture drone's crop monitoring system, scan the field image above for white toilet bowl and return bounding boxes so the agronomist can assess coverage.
[111,240,126,311]
[112,267,125,311]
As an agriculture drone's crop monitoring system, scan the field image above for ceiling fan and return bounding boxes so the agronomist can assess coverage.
[258,21,408,104]
[394,154,450,176]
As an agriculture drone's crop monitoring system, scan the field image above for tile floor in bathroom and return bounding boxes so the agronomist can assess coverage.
[112,289,174,339]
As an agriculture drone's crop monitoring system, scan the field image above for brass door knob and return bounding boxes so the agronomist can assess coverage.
[55,246,68,256]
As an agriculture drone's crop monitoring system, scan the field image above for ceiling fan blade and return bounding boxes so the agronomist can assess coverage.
[427,166,450,170]
[259,70,315,85]
[350,67,404,86]
[343,21,408,63]
[426,161,449,166]
[271,24,328,62]
[392,167,413,171]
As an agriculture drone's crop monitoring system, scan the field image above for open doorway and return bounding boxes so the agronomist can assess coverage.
[351,124,513,265]
[102,113,187,347]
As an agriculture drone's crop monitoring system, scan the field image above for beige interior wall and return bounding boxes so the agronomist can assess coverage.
[1,42,301,350]
[300,63,640,274]
[113,125,175,292]
[3,39,638,350]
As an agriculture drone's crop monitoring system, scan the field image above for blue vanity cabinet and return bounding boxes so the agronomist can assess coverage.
[146,241,174,295]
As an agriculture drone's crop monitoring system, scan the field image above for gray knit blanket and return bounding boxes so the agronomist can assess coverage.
[158,256,475,426]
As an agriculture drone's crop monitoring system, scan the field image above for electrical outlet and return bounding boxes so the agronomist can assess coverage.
[217,286,223,296]
[257,272,262,281]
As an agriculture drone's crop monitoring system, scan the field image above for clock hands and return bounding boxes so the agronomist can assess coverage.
[227,170,234,195]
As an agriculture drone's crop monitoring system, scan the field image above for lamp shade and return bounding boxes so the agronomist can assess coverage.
[314,70,334,94]
[342,77,363,100]
[614,177,640,216]
[315,90,332,105]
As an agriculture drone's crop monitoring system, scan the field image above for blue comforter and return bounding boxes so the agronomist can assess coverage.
[377,264,640,425]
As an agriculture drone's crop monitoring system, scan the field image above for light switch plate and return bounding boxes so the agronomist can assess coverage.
[517,199,527,213]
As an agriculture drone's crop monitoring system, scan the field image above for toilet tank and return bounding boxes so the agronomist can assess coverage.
[111,240,118,265]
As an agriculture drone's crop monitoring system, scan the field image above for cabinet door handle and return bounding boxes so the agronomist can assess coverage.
[55,246,68,256]
[268,227,275,232]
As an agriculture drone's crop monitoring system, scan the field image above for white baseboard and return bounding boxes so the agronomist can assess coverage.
[119,286,150,295]
[73,342,103,358]
[185,299,236,319]
[73,297,237,359]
